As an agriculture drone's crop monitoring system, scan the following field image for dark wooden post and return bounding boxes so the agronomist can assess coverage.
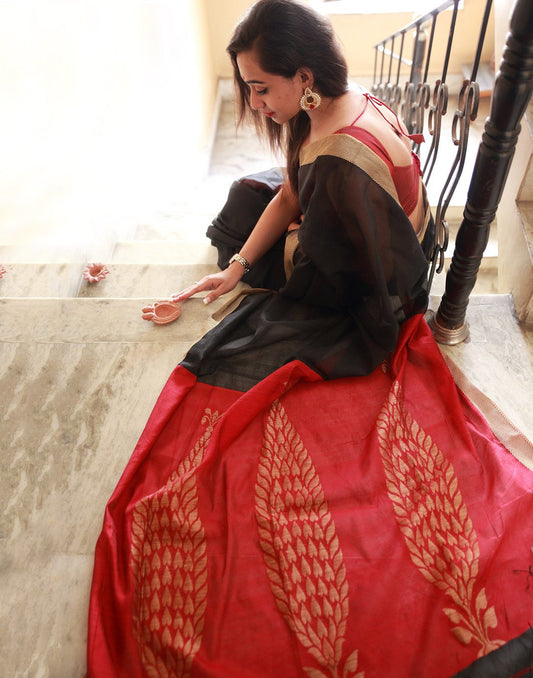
[431,0,533,344]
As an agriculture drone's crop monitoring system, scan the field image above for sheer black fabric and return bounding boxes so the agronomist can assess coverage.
[190,147,431,391]
[452,628,533,678]
[206,167,286,289]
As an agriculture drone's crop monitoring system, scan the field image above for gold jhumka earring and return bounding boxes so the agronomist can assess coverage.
[299,87,321,111]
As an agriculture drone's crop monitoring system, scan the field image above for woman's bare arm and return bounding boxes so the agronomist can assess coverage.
[172,181,301,305]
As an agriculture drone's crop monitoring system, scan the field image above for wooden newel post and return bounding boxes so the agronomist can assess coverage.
[431,0,533,344]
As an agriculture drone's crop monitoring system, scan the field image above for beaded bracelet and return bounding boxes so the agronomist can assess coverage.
[229,253,251,274]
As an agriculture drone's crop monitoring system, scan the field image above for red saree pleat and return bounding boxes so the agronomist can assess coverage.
[87,315,533,677]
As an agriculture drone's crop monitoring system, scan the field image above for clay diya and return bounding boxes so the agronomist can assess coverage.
[83,263,110,284]
[141,300,182,325]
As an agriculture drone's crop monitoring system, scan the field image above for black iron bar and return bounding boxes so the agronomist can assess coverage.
[410,24,422,84]
[470,0,493,82]
[379,40,385,88]
[422,13,438,84]
[387,36,395,87]
[396,32,405,85]
[441,0,459,84]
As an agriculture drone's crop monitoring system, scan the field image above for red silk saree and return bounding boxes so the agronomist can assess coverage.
[87,315,533,677]
[88,142,532,676]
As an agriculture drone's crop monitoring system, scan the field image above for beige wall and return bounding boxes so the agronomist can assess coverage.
[208,0,494,83]
[0,0,217,260]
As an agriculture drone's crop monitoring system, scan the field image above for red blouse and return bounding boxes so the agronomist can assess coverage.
[336,93,423,216]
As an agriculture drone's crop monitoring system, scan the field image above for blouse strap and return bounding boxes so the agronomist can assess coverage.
[350,93,371,126]
[363,93,424,144]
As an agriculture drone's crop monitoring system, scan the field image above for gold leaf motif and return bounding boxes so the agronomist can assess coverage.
[256,400,364,677]
[130,409,220,677]
[377,382,504,657]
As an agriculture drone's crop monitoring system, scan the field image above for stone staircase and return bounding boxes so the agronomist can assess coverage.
[1,96,532,678]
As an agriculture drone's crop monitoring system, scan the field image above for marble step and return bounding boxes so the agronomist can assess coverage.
[0,294,240,344]
[0,247,498,299]
[77,263,219,299]
[428,293,533,442]
[0,299,223,678]
[0,262,221,299]
[111,239,218,265]
[0,263,85,298]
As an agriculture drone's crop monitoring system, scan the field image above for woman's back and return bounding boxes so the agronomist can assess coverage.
[302,89,425,230]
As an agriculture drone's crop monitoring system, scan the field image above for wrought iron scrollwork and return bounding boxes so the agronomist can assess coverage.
[428,78,480,292]
[389,83,403,114]
[401,82,417,133]
[424,81,448,184]
[423,80,449,289]
[414,81,431,145]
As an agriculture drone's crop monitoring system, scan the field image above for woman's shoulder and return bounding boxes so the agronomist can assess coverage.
[299,133,400,207]
[299,130,386,172]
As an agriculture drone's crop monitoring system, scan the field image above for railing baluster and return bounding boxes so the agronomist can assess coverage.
[378,39,386,99]
[470,0,493,82]
[441,0,460,84]
[385,36,395,105]
[390,32,406,113]
[410,23,422,86]
[423,13,438,85]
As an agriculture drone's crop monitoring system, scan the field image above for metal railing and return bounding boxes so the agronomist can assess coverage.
[372,0,533,342]
[373,0,493,299]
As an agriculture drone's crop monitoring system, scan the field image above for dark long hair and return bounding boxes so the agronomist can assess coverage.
[227,0,348,192]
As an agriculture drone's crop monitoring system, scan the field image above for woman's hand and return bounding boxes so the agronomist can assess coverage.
[171,263,244,305]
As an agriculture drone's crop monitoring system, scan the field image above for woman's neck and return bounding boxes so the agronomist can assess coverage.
[306,89,363,143]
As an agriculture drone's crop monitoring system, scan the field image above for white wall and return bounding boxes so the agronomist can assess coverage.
[0,0,217,261]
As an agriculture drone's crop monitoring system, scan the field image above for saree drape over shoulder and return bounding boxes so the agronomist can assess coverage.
[87,134,533,678]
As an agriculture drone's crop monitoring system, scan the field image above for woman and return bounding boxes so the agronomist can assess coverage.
[147,0,433,387]
[88,1,533,676]
[176,0,431,303]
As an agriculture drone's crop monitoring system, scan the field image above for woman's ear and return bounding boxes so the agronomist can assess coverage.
[298,67,314,89]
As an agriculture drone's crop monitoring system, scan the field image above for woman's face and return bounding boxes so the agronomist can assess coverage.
[236,50,307,125]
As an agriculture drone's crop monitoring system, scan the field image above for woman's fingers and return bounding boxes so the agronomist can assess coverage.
[203,279,234,305]
[141,273,233,324]
[202,290,218,305]
[171,268,242,305]
[171,279,208,302]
